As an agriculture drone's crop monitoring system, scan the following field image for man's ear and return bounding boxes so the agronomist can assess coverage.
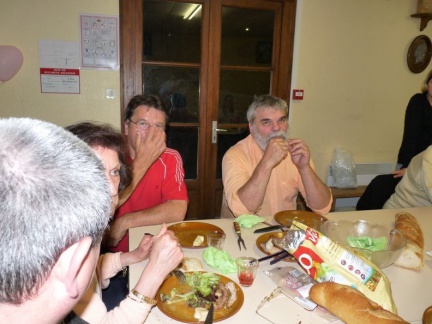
[56,237,94,299]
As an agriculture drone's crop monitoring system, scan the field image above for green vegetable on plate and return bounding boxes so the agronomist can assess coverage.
[160,272,220,307]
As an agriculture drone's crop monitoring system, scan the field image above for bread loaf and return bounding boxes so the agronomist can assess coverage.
[179,257,204,272]
[309,282,408,324]
[394,212,424,270]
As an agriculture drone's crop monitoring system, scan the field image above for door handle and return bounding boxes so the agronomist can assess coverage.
[212,120,228,143]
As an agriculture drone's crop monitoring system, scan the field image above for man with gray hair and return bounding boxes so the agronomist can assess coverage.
[0,118,111,323]
[222,95,332,218]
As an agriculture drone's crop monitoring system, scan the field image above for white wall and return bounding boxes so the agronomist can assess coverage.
[1,0,432,181]
[0,0,121,127]
[290,0,431,179]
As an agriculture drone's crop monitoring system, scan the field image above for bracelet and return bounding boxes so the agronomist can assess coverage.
[129,289,158,306]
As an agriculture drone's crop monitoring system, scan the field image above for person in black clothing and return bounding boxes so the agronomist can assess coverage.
[357,70,432,210]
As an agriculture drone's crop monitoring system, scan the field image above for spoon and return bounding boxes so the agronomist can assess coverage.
[426,251,432,258]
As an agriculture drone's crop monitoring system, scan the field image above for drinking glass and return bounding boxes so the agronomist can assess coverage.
[236,256,259,287]
[206,231,226,249]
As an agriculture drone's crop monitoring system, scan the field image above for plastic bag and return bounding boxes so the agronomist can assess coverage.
[331,146,357,188]
[265,266,339,322]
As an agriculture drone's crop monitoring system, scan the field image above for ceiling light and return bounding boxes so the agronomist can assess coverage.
[184,5,201,20]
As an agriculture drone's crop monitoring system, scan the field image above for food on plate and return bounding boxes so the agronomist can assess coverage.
[394,212,424,270]
[262,236,282,254]
[347,236,387,252]
[193,235,204,246]
[179,257,204,272]
[257,233,295,262]
[309,282,408,324]
[193,307,209,321]
[160,272,238,310]
[263,236,283,254]
[225,282,237,307]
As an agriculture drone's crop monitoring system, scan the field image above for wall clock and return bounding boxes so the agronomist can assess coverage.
[407,35,432,73]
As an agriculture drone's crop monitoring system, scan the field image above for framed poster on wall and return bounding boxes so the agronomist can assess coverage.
[80,14,119,70]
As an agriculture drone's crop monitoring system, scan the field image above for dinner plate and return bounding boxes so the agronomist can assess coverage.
[256,232,296,262]
[156,272,244,323]
[274,210,328,231]
[168,222,224,248]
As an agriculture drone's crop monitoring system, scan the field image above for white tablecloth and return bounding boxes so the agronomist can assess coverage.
[129,207,432,324]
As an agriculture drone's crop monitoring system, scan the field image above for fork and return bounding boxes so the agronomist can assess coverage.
[234,222,247,250]
[172,270,187,284]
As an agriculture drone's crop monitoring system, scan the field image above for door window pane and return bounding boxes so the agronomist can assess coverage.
[219,70,271,124]
[221,7,274,67]
[143,1,201,63]
[143,66,200,180]
[143,65,200,118]
[167,127,199,179]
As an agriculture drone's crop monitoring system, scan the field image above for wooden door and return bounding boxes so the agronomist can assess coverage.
[120,0,296,219]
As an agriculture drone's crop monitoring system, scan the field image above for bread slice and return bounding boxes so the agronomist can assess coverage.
[394,212,424,270]
[179,257,204,272]
[309,282,408,324]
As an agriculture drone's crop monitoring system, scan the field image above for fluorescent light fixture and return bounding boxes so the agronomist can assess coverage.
[184,5,201,20]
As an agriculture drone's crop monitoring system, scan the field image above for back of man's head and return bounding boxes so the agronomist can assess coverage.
[0,118,111,306]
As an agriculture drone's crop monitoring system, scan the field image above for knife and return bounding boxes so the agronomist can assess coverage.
[254,225,287,233]
[204,302,214,324]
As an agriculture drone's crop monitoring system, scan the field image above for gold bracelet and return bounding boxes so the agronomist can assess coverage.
[130,289,157,306]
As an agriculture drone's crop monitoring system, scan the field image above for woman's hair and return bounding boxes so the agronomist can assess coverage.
[422,70,432,93]
[66,122,132,192]
[246,95,288,123]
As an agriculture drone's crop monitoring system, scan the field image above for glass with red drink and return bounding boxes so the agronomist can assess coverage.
[236,257,259,287]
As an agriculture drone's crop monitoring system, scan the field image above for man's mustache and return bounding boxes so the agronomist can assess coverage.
[268,131,289,141]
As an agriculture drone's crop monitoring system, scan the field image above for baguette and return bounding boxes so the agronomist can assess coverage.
[394,212,424,270]
[309,282,408,324]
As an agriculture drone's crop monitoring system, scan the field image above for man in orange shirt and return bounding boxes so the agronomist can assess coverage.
[222,95,332,218]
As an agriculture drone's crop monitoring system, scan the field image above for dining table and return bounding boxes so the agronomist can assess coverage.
[129,206,432,324]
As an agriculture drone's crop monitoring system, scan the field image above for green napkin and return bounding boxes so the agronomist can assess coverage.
[202,247,237,274]
[235,214,267,228]
[347,236,388,252]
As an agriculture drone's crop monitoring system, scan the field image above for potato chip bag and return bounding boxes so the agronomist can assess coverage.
[275,220,397,313]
